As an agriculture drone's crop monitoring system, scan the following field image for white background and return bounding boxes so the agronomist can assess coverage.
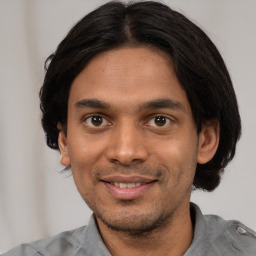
[0,0,256,253]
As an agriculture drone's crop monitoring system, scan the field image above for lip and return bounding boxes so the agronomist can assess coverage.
[101,175,157,200]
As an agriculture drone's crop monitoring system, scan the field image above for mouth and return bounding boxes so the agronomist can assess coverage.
[101,175,157,200]
[109,182,146,188]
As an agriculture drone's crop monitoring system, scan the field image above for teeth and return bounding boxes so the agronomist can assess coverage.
[120,183,127,188]
[114,182,120,187]
[112,182,143,188]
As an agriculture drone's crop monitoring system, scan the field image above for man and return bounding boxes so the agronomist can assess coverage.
[3,1,256,255]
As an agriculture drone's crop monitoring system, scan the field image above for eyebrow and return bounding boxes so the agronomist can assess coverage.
[142,98,186,112]
[74,98,186,112]
[75,99,111,109]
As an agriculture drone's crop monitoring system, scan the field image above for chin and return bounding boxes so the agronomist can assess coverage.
[95,207,174,236]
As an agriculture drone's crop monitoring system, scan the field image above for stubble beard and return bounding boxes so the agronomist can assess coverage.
[97,206,174,237]
[80,164,191,237]
[84,195,176,237]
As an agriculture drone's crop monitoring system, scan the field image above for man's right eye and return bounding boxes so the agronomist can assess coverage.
[84,115,110,127]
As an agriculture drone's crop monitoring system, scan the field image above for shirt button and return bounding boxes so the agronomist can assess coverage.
[237,226,247,235]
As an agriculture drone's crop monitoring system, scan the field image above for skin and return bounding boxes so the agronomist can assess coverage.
[58,46,219,256]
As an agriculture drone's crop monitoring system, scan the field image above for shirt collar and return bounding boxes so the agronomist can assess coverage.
[185,202,222,256]
[80,214,111,255]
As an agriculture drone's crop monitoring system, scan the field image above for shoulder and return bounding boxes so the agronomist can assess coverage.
[190,203,256,255]
[1,244,41,256]
[2,215,110,256]
[204,214,256,255]
[1,226,87,256]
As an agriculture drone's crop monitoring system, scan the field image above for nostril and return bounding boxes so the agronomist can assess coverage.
[105,147,148,165]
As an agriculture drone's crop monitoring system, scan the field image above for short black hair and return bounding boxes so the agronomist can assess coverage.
[40,1,241,191]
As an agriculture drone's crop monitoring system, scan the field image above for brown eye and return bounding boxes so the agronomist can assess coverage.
[85,115,109,127]
[154,116,167,126]
[91,116,103,126]
[146,115,171,128]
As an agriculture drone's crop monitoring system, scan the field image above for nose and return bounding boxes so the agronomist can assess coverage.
[105,122,149,165]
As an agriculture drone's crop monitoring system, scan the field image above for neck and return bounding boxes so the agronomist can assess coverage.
[96,202,193,256]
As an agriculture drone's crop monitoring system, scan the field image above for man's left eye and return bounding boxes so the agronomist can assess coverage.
[147,116,171,127]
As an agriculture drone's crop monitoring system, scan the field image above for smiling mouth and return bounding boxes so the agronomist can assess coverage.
[102,178,157,200]
[110,182,146,188]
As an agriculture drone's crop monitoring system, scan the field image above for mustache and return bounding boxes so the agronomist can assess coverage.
[94,165,164,179]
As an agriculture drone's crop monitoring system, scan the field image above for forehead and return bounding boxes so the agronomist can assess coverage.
[69,46,190,112]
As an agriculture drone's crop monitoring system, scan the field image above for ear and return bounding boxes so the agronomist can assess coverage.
[57,122,71,167]
[197,120,220,164]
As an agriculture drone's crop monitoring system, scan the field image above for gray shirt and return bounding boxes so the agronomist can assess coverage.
[2,203,256,255]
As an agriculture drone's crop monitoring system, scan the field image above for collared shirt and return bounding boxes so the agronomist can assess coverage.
[2,203,256,255]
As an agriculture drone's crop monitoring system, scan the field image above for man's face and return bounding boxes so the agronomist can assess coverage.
[58,46,217,234]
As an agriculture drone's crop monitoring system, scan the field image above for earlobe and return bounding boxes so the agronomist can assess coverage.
[197,120,220,164]
[57,122,71,167]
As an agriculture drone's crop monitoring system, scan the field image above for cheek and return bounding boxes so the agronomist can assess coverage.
[151,137,198,183]
[68,133,105,167]
[152,135,198,163]
[67,144,100,191]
